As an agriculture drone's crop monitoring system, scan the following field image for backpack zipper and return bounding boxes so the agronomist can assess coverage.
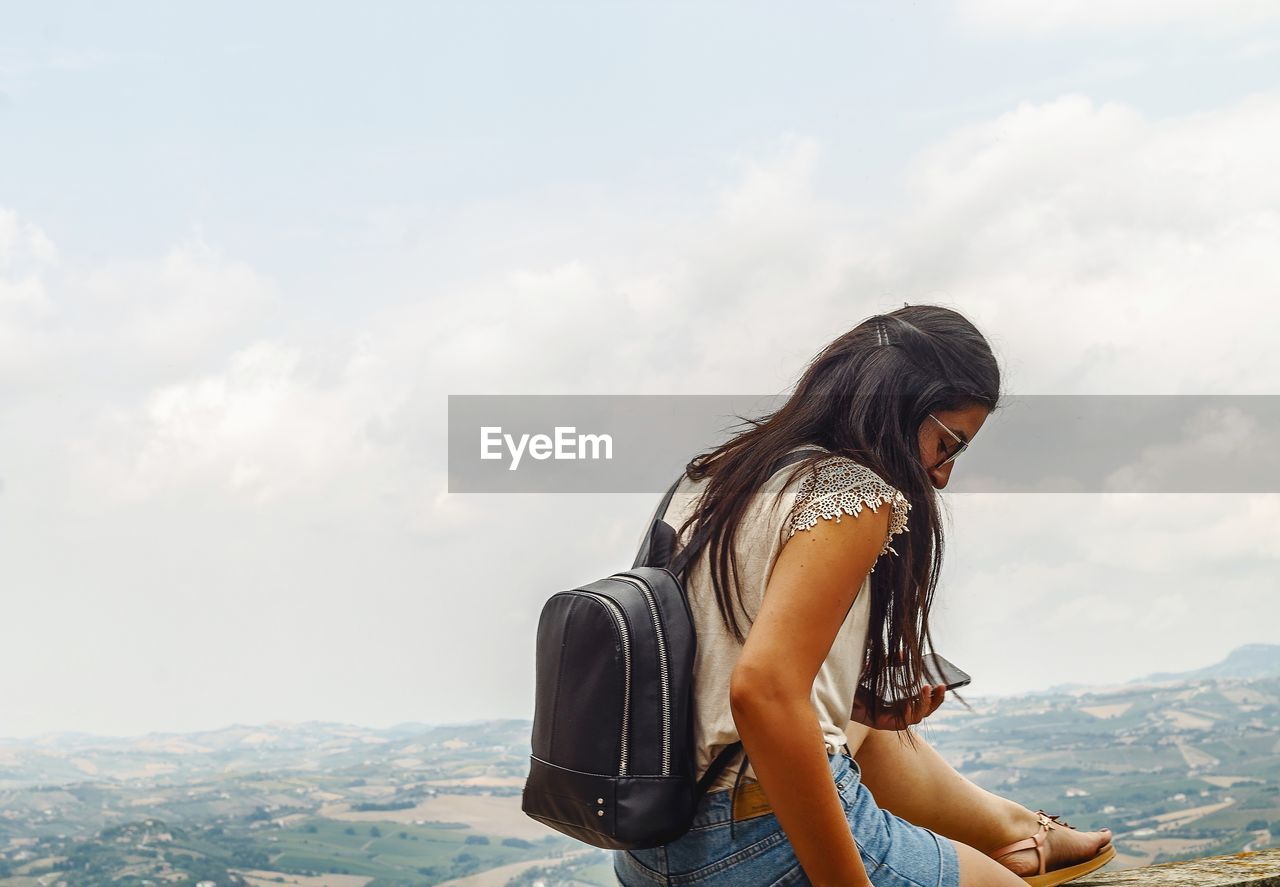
[568,590,632,776]
[609,573,672,777]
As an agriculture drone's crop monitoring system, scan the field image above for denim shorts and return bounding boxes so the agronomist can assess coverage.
[613,747,960,887]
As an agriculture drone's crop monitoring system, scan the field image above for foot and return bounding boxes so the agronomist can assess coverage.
[989,810,1112,879]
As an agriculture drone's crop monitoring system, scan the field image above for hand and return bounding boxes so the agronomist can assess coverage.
[850,682,946,731]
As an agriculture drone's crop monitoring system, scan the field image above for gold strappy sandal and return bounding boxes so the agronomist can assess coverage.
[988,810,1116,887]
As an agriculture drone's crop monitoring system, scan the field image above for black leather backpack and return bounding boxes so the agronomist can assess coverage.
[520,448,825,849]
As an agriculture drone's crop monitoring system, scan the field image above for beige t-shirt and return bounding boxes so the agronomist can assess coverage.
[653,445,912,792]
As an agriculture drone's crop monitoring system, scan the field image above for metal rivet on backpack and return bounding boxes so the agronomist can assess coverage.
[597,797,604,804]
[596,810,604,817]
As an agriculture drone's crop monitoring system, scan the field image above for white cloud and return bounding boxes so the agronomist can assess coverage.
[1235,36,1280,60]
[1103,405,1280,495]
[0,208,58,382]
[74,239,276,368]
[955,0,1280,35]
[889,92,1280,394]
[0,207,56,318]
[934,491,1279,695]
[0,207,57,270]
[7,86,1280,732]
[0,224,278,407]
[74,337,415,508]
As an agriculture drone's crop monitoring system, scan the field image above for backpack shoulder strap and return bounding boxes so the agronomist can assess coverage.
[695,740,743,798]
[666,446,828,577]
[630,472,687,570]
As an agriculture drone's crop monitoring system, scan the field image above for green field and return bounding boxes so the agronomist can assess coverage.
[2,666,1278,883]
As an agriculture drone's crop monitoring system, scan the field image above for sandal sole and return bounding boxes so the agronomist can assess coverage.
[1022,842,1116,887]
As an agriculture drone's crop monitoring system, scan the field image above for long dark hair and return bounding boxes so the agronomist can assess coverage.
[670,305,1002,731]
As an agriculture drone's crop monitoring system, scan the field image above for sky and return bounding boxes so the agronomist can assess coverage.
[2,1,1279,738]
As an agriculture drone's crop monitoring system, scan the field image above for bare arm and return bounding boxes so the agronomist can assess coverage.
[729,502,891,887]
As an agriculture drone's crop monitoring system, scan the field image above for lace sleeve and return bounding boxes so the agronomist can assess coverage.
[785,457,911,571]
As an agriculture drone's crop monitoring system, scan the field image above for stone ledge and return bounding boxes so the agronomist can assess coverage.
[1075,848,1280,885]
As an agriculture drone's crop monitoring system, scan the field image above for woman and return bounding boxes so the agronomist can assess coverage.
[613,306,1116,887]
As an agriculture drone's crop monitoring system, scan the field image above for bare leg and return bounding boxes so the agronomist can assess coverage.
[953,839,1031,887]
[847,721,1031,850]
[846,722,1112,877]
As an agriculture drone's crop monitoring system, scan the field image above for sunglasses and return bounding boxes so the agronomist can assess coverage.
[928,413,969,470]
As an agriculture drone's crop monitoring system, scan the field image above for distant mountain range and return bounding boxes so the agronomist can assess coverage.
[1140,643,1280,682]
[1035,643,1280,696]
